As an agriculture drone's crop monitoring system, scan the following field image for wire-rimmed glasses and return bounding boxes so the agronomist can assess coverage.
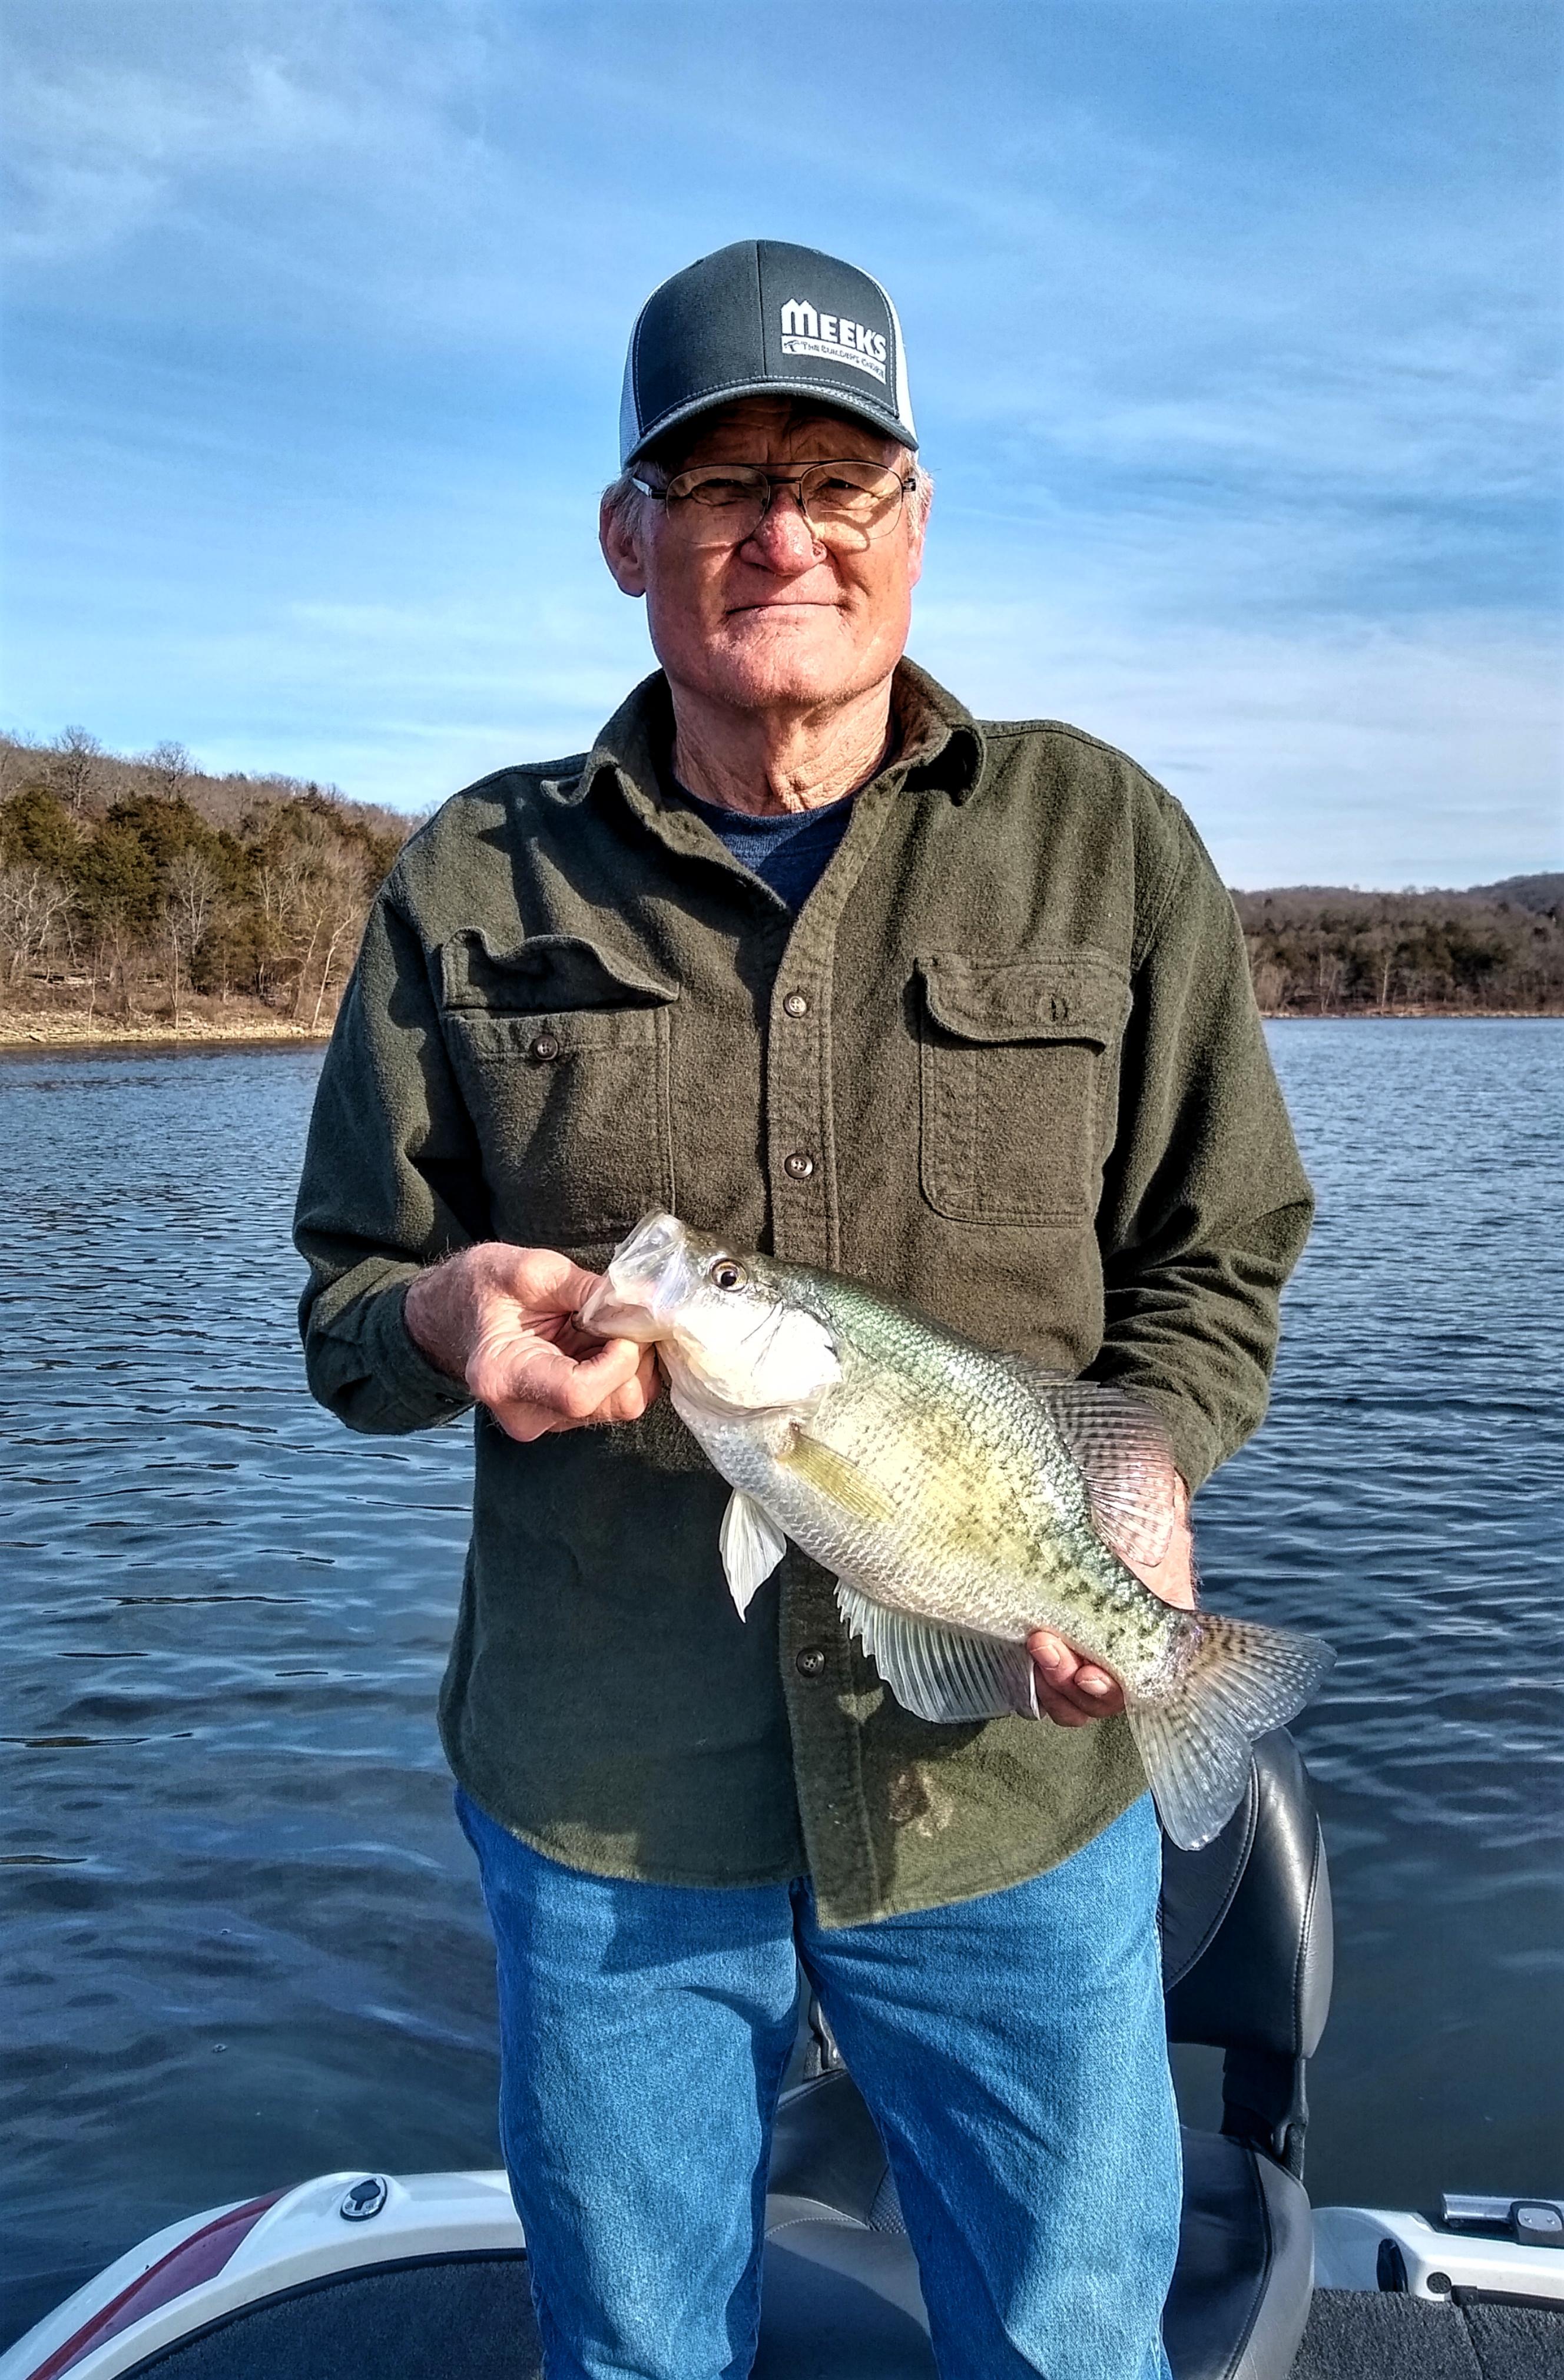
[630,460,916,549]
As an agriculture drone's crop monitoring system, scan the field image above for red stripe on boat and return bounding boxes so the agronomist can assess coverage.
[24,2193,284,2379]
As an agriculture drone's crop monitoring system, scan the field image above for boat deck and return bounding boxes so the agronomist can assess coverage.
[64,2260,1562,2379]
[1295,2288,1563,2380]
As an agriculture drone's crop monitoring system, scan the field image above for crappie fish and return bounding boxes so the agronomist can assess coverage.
[579,1213,1333,1851]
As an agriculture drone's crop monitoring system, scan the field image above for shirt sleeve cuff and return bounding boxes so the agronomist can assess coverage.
[1140,1394,1220,1496]
[364,1277,475,1430]
[1088,1373,1222,1496]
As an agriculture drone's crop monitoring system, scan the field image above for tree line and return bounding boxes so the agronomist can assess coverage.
[0,730,409,1030]
[2,728,1559,1029]
[1234,879,1563,1015]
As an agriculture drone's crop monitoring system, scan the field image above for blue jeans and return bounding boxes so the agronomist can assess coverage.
[457,1789,1179,2380]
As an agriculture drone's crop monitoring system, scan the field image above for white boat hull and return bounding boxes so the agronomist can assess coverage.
[0,2170,522,2380]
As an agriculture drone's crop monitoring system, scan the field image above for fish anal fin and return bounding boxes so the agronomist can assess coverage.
[834,1578,1038,1726]
[780,1433,897,1529]
[719,1489,787,1620]
[1000,1362,1181,1568]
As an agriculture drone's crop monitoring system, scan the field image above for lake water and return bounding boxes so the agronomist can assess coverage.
[1,1022,1560,2348]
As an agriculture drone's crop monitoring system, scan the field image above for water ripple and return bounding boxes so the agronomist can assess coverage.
[1,1023,1561,2348]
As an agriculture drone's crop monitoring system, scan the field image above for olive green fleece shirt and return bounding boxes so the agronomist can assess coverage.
[294,662,1312,1925]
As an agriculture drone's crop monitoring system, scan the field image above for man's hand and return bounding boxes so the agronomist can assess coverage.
[404,1243,661,1444]
[1026,1478,1194,1727]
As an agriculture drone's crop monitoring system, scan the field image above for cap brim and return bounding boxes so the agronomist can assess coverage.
[625,377,919,468]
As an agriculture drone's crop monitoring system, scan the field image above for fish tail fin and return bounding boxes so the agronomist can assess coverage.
[1125,1614,1333,1850]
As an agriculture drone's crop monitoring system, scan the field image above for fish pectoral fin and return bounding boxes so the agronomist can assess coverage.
[779,1432,897,1528]
[834,1579,1038,1726]
[1000,1362,1181,1569]
[720,1490,787,1619]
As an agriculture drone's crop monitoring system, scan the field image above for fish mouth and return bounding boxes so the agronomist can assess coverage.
[576,1212,697,1343]
[580,1211,840,1423]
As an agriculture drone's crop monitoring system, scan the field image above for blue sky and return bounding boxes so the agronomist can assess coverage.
[2,0,1559,884]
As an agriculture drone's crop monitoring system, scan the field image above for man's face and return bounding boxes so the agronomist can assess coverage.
[601,397,926,715]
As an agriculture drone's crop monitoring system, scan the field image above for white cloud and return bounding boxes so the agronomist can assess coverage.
[0,8,493,267]
[2,53,322,261]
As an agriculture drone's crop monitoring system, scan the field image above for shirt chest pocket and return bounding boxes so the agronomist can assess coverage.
[439,932,678,1249]
[916,952,1130,1227]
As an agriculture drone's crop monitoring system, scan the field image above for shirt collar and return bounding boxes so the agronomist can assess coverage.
[564,659,986,823]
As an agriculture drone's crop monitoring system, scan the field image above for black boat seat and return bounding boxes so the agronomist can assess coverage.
[1162,1726,1331,2379]
[1161,2129,1314,2380]
[756,1729,1331,2380]
[754,2081,1314,2380]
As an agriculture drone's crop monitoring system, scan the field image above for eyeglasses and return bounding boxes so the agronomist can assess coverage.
[630,460,916,549]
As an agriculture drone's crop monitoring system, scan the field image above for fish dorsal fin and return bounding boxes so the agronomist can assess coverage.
[719,1489,787,1619]
[779,1432,897,1528]
[835,1578,1038,1726]
[998,1360,1179,1569]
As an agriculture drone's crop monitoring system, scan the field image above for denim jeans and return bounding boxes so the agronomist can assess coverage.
[456,1789,1179,2380]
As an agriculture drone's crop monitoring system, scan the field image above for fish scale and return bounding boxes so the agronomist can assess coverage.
[581,1214,1334,1851]
[725,1276,1164,1682]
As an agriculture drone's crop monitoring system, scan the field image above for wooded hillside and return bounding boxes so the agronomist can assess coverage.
[0,731,411,1033]
[1233,876,1563,1014]
[1,728,1558,1032]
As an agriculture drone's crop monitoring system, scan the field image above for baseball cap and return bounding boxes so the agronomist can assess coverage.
[619,238,917,469]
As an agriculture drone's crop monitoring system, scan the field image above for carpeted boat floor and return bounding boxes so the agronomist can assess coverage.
[111,2263,1564,2378]
[1292,2289,1564,2380]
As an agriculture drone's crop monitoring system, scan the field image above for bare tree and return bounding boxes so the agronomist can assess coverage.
[147,740,193,803]
[304,847,366,1029]
[1251,959,1287,1013]
[0,867,75,986]
[92,909,143,1022]
[52,726,105,816]
[1313,946,1344,1013]
[254,839,319,1007]
[0,736,35,801]
[163,847,220,1029]
[1368,930,1400,1013]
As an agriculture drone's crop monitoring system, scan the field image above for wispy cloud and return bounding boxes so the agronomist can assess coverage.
[2,42,379,262]
[916,595,1561,886]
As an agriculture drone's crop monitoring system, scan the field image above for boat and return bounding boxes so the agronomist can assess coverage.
[4,1733,1559,2380]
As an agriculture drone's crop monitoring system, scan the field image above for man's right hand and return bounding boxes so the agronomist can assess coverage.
[403,1243,661,1443]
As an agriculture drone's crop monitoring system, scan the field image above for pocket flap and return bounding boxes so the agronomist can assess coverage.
[917,952,1129,1046]
[439,931,678,1013]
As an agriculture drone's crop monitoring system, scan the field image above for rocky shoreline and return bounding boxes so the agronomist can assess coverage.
[0,1009,330,1051]
[1,1005,1557,1057]
[1260,1006,1561,1020]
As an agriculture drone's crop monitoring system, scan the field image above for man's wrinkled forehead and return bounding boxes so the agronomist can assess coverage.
[653,395,906,473]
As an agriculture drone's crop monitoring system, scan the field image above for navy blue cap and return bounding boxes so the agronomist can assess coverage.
[619,238,917,469]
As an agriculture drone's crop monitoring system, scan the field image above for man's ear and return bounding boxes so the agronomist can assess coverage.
[904,480,930,592]
[599,493,649,598]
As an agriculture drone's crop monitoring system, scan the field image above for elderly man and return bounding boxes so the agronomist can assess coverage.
[296,239,1312,2380]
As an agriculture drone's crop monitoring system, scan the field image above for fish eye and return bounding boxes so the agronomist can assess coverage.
[710,1259,747,1292]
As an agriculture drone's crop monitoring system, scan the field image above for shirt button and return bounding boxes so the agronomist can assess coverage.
[529,1030,561,1062]
[795,1647,827,1679]
[784,1151,815,1180]
[782,991,810,1018]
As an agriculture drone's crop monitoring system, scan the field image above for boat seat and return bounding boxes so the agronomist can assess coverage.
[757,1729,1332,2380]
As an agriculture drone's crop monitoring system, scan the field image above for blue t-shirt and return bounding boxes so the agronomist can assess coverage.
[674,780,855,911]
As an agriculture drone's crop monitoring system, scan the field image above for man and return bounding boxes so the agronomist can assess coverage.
[295,238,1313,2380]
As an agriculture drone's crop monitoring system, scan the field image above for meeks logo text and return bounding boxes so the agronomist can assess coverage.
[779,299,888,384]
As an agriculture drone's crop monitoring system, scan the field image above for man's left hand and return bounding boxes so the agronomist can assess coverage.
[1026,1479,1194,1726]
